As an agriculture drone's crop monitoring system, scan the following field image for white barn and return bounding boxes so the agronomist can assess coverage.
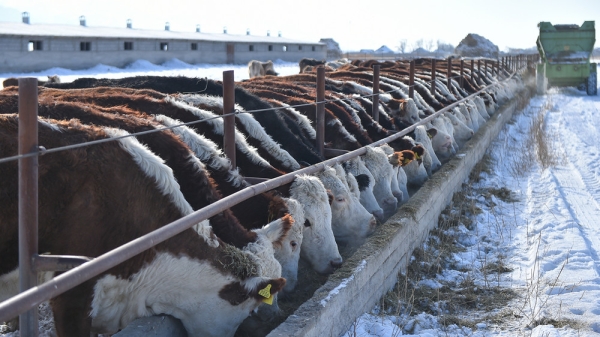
[0,13,327,73]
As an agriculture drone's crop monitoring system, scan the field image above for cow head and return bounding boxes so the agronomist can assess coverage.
[361,147,398,218]
[289,175,342,274]
[316,165,376,247]
[274,198,304,295]
[342,156,385,221]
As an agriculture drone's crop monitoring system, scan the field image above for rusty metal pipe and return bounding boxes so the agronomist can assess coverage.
[33,255,92,272]
[18,77,39,337]
[316,67,325,158]
[372,65,380,123]
[430,59,436,96]
[409,60,415,99]
[223,70,236,168]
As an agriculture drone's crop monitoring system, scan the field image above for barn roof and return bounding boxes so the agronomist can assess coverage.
[0,22,324,45]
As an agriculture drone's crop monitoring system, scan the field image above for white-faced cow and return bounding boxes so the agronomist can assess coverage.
[248,60,278,78]
[0,115,289,337]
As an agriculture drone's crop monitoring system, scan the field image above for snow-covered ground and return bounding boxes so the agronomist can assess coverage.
[0,58,301,85]
[344,78,600,336]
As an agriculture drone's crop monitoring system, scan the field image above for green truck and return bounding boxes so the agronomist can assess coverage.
[536,21,597,95]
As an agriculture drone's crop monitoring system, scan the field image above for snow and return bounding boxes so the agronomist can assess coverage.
[344,70,600,336]
[455,33,499,58]
[0,58,301,85]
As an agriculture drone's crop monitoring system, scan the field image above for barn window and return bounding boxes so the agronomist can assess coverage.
[160,42,169,51]
[283,45,287,52]
[124,41,133,50]
[298,45,302,51]
[268,45,273,51]
[191,42,198,50]
[312,46,316,51]
[249,45,254,51]
[80,42,91,51]
[28,40,42,51]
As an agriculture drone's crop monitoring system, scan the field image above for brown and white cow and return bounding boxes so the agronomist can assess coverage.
[0,115,289,337]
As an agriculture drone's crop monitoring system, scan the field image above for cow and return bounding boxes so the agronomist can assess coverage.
[414,125,442,175]
[342,156,385,221]
[0,115,289,337]
[315,165,377,247]
[248,60,278,79]
[380,144,416,205]
[298,58,326,73]
[361,146,399,218]
[44,76,325,165]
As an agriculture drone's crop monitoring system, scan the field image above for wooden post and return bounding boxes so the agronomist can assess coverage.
[316,67,325,157]
[222,70,236,168]
[409,60,415,99]
[18,77,39,337]
[430,59,436,96]
[372,64,380,123]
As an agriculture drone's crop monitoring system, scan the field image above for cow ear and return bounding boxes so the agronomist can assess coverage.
[256,214,294,247]
[252,277,287,303]
[388,152,402,167]
[427,127,437,139]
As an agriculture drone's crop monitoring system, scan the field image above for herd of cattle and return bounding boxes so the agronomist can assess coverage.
[0,57,525,336]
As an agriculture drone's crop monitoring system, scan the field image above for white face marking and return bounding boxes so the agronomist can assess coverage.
[317,166,375,245]
[290,175,341,274]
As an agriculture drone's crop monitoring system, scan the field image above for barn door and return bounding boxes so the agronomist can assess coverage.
[226,44,234,64]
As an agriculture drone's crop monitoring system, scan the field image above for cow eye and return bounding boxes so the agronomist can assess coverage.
[304,219,312,227]
[290,241,298,247]
[336,197,345,203]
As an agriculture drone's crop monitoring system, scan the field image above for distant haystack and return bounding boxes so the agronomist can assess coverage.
[455,34,499,58]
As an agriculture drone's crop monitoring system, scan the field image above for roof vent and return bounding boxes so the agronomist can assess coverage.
[267,30,270,36]
[278,31,282,37]
[22,12,30,24]
[79,15,86,27]
[223,26,227,34]
[126,19,132,29]
[196,24,201,33]
[246,29,250,35]
[165,22,170,31]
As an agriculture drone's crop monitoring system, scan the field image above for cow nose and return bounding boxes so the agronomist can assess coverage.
[369,216,377,229]
[330,257,343,269]
[384,197,397,206]
[392,190,403,201]
[372,209,384,221]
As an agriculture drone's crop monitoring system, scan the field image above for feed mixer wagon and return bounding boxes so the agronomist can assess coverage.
[536,21,597,95]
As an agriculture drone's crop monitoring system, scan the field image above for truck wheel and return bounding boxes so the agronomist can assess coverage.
[537,69,546,95]
[587,72,597,96]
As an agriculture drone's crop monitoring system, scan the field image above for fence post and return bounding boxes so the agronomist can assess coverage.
[409,60,415,99]
[222,70,236,168]
[447,59,452,91]
[477,59,482,83]
[316,66,325,158]
[372,64,380,123]
[430,59,436,96]
[470,59,474,85]
[18,77,39,337]
[459,59,464,88]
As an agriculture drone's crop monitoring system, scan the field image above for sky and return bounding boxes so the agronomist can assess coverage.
[0,0,598,52]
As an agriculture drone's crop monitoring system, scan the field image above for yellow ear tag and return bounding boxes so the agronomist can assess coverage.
[414,153,420,160]
[258,284,273,305]
[403,158,411,166]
